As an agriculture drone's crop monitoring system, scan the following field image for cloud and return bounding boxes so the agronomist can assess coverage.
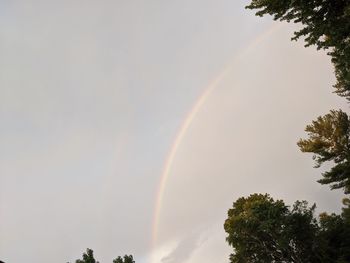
[161,231,206,263]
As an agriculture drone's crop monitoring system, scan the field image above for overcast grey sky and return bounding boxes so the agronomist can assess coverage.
[0,1,347,263]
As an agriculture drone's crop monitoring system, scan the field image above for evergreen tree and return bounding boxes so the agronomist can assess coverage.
[297,110,350,194]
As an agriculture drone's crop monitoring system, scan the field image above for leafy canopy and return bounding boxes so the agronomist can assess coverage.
[246,0,350,99]
[113,255,135,263]
[224,194,319,263]
[75,249,99,263]
[224,194,350,262]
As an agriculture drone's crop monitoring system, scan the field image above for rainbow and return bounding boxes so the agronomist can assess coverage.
[150,22,283,262]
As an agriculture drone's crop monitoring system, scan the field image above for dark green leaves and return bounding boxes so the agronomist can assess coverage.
[225,194,350,262]
[75,249,99,263]
[224,194,319,263]
[113,255,135,263]
[70,249,135,263]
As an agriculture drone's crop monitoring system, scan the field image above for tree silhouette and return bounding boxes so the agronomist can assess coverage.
[113,255,135,263]
[74,249,99,263]
[70,249,135,263]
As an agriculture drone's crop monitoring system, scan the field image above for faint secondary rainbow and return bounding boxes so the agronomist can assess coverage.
[151,22,283,262]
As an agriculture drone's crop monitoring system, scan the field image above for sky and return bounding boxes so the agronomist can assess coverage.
[0,1,348,263]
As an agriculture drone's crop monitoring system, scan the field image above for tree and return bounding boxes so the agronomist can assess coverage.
[297,110,350,194]
[70,249,135,263]
[224,194,320,263]
[246,0,350,99]
[74,249,99,263]
[224,194,350,262]
[241,1,350,261]
[113,255,135,263]
[318,212,350,262]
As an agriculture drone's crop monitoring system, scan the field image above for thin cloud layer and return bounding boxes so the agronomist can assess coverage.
[161,231,203,263]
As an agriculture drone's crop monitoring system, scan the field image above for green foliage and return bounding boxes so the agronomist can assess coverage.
[297,110,350,194]
[75,249,99,263]
[70,249,135,263]
[225,194,350,262]
[224,194,320,263]
[246,0,350,99]
[318,212,350,262]
[113,255,135,263]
